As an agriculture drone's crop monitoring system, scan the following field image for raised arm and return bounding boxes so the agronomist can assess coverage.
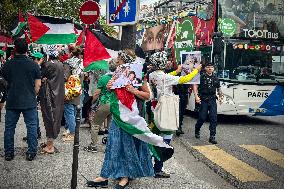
[178,64,202,84]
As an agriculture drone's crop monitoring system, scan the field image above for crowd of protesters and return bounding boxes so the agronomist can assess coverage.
[0,38,223,188]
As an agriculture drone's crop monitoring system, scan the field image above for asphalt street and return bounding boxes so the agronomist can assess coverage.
[0,110,283,189]
[0,111,235,189]
[178,112,284,189]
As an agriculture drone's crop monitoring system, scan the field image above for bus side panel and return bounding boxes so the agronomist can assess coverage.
[186,83,284,116]
[257,85,284,116]
[232,85,284,116]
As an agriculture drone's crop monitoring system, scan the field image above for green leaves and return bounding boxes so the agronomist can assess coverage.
[0,0,85,33]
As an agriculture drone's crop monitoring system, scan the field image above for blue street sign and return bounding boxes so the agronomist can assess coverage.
[107,0,139,26]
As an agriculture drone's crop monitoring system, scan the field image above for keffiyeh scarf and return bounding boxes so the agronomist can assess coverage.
[150,51,168,70]
[118,50,135,64]
[46,45,59,58]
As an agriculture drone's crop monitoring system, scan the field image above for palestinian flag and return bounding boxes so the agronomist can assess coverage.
[82,29,121,71]
[33,16,78,44]
[27,13,50,42]
[11,10,26,37]
[111,88,174,162]
[83,29,110,71]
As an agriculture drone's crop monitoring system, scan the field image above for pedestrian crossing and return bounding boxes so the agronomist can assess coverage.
[192,144,284,183]
[240,145,284,169]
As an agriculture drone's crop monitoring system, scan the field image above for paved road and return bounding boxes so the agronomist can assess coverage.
[0,112,235,189]
[178,112,284,189]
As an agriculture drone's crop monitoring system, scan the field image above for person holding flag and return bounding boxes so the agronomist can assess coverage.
[87,49,173,189]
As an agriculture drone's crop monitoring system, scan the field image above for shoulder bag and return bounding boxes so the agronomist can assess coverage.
[153,75,179,131]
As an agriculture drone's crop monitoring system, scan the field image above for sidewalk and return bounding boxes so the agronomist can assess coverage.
[0,112,233,189]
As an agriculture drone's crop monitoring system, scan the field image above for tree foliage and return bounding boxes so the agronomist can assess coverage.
[0,0,116,38]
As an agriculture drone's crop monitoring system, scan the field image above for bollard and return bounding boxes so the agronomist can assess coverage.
[71,105,81,189]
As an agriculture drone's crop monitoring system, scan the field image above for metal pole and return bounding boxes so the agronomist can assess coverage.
[71,105,81,189]
[223,39,226,78]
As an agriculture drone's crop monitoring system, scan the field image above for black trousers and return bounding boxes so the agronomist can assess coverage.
[178,85,189,130]
[195,98,217,136]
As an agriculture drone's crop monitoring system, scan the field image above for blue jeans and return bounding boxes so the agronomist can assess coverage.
[4,108,38,155]
[195,98,217,136]
[153,138,171,173]
[64,103,76,134]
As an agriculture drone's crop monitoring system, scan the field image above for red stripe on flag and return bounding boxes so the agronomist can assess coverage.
[27,13,50,42]
[83,29,111,68]
[115,88,135,111]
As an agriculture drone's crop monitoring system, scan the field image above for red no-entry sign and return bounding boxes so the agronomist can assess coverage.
[79,1,100,25]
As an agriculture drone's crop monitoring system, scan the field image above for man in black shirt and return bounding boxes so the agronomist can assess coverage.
[1,38,41,161]
[193,62,223,144]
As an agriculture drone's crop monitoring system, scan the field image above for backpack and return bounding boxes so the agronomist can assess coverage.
[63,60,82,101]
[64,75,82,101]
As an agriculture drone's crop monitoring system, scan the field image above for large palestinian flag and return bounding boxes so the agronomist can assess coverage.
[111,88,174,162]
[34,15,78,44]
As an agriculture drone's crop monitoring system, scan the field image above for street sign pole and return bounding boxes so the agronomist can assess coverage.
[71,1,101,188]
[71,106,81,189]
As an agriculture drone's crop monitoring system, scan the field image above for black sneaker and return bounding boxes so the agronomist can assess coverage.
[5,154,14,161]
[176,129,184,136]
[98,130,105,135]
[26,153,36,161]
[195,130,200,139]
[83,145,98,153]
[37,132,42,139]
[154,171,170,178]
[209,136,217,144]
[86,180,108,188]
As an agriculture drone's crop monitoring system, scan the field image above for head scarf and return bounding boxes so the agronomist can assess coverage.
[32,52,44,59]
[47,45,59,58]
[118,50,135,64]
[108,59,117,72]
[149,51,168,70]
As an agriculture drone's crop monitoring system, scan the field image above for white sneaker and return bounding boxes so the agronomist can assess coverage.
[63,129,70,136]
[63,134,75,142]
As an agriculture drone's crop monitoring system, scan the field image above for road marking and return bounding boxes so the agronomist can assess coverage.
[192,145,273,182]
[240,145,284,169]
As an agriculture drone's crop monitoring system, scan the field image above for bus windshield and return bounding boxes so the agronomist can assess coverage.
[217,0,284,85]
[217,41,284,85]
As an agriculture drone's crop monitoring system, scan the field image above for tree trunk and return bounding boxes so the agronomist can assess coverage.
[121,25,137,50]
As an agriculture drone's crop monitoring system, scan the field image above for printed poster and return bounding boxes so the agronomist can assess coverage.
[112,63,143,89]
[180,51,201,84]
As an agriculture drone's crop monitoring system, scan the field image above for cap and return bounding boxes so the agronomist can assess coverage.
[205,62,214,67]
[32,52,44,59]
